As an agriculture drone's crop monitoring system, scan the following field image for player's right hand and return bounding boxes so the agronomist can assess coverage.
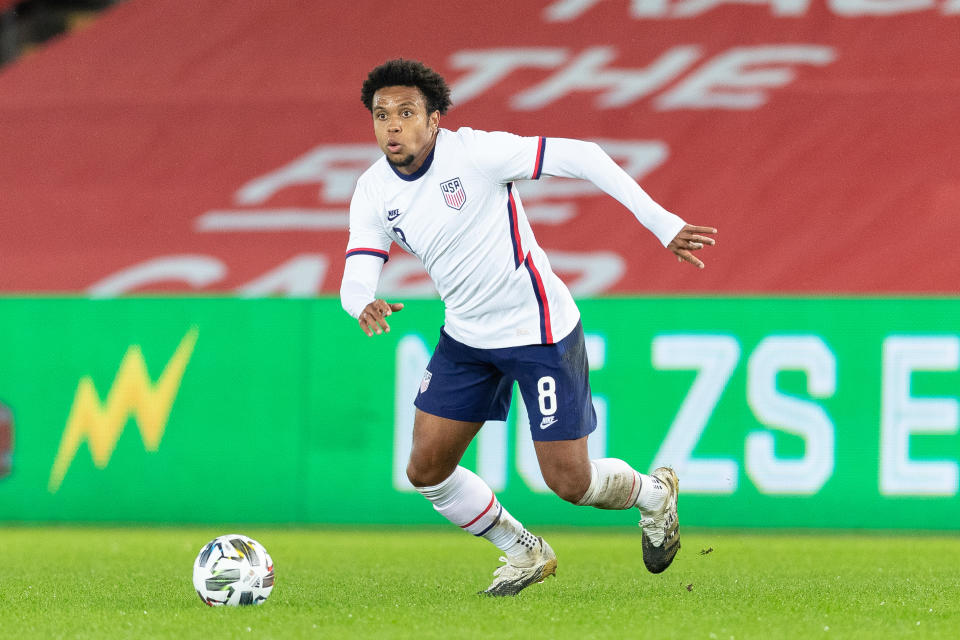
[668,224,717,269]
[358,299,404,336]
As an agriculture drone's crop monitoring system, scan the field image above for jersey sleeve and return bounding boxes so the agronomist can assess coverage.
[540,137,686,247]
[340,254,386,319]
[345,177,392,261]
[457,127,547,184]
[341,177,391,318]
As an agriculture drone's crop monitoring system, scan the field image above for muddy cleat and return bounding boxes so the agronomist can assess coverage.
[480,537,557,596]
[639,467,680,574]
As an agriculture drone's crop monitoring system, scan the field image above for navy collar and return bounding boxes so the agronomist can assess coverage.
[388,144,436,182]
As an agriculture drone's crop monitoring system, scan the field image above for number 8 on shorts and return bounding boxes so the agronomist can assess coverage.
[537,376,557,416]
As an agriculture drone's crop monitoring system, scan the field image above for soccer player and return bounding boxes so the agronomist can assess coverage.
[340,59,717,596]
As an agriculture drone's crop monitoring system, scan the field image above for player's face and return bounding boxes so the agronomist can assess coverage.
[371,86,440,175]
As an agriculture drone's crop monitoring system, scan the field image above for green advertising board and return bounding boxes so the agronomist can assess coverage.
[0,297,957,529]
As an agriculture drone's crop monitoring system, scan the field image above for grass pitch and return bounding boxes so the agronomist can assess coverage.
[1,526,958,639]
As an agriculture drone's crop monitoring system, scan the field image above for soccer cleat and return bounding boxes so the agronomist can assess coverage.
[480,537,557,596]
[639,467,680,574]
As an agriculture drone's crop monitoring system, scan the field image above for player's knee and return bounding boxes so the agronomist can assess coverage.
[544,473,589,504]
[406,461,448,488]
[405,462,429,487]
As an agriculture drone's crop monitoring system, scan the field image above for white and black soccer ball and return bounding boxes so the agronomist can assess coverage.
[193,534,275,606]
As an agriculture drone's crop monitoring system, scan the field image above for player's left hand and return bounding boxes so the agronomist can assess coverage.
[668,224,717,269]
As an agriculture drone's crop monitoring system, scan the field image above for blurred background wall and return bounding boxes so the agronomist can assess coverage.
[0,0,957,527]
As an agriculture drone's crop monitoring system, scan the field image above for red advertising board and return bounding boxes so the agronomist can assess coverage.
[0,0,957,295]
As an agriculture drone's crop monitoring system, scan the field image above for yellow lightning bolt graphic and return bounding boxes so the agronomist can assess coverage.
[48,328,198,492]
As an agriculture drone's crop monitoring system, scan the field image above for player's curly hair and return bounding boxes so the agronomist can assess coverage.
[361,58,452,115]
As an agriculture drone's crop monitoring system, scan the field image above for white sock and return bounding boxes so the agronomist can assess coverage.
[575,458,641,509]
[575,458,668,514]
[416,466,539,565]
[636,472,669,514]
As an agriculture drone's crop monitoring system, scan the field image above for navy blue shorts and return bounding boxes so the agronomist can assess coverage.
[414,321,597,442]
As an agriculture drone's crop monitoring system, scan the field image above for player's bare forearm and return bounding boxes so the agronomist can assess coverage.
[668,224,718,269]
[358,299,405,336]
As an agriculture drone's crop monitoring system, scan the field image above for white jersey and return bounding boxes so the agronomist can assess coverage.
[342,127,685,349]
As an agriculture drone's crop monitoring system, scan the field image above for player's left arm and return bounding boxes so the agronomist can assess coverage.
[541,137,717,267]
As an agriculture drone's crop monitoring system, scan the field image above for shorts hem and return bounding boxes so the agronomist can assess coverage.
[414,398,508,424]
[529,419,597,442]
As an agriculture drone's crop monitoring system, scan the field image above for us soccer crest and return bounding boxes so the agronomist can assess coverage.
[440,177,466,210]
[420,370,433,394]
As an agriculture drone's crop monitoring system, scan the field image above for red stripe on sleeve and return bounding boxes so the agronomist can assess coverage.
[532,136,545,179]
[345,247,389,260]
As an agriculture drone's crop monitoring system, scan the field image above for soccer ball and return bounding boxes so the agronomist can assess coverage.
[192,534,275,606]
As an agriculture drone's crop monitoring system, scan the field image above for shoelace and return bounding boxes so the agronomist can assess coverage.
[492,557,512,578]
[640,515,667,546]
[492,555,540,580]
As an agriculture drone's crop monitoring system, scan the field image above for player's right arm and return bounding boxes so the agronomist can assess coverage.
[340,178,404,336]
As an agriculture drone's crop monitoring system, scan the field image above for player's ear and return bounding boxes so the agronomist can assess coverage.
[430,111,440,132]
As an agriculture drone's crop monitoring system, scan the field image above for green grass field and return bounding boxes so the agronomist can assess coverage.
[1,526,958,639]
